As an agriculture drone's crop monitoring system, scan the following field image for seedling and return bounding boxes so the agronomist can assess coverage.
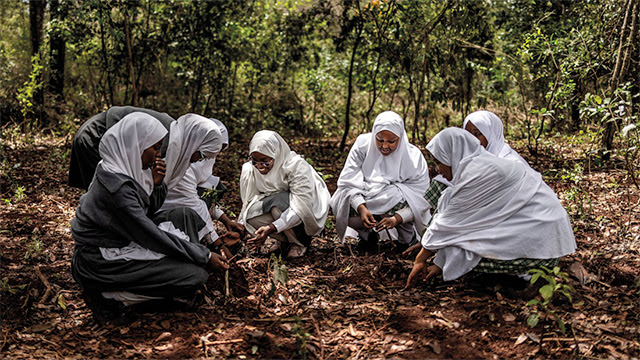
[526,266,574,333]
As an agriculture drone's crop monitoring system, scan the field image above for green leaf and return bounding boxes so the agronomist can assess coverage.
[594,95,602,105]
[530,273,541,284]
[539,284,554,300]
[527,299,541,306]
[57,294,67,310]
[527,313,540,328]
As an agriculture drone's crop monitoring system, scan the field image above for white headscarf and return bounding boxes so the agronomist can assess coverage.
[238,130,331,236]
[330,111,431,240]
[423,128,576,280]
[98,112,168,195]
[159,118,229,238]
[164,114,223,190]
[462,110,528,164]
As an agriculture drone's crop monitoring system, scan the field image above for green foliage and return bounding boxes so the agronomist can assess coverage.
[526,266,574,333]
[24,236,44,261]
[559,164,592,219]
[291,316,310,359]
[267,254,289,298]
[16,54,43,120]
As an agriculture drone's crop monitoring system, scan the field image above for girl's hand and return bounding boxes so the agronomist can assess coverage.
[358,204,376,229]
[405,263,442,289]
[220,231,241,247]
[227,221,245,234]
[152,158,166,185]
[208,253,229,271]
[247,224,276,249]
[375,214,401,231]
[401,243,422,257]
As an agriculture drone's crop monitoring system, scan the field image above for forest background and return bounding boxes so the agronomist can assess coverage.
[0,0,639,359]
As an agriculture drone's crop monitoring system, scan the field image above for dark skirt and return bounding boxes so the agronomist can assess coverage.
[72,207,208,298]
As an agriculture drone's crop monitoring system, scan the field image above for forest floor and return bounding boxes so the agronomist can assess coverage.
[1,129,638,359]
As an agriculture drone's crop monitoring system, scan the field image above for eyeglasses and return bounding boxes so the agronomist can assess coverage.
[196,151,207,162]
[249,156,273,168]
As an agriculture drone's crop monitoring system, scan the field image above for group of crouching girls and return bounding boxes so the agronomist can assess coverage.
[68,106,576,309]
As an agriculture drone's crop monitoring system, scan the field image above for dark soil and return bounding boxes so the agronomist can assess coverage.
[1,132,638,359]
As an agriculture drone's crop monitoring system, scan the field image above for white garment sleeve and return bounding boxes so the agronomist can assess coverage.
[350,194,366,212]
[394,206,414,223]
[211,206,224,220]
[272,208,302,233]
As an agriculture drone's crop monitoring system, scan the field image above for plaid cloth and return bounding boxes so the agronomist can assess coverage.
[349,201,408,217]
[472,258,560,275]
[423,179,448,209]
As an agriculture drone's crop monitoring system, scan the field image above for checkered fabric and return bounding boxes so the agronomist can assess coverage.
[423,180,448,209]
[349,201,408,217]
[472,258,560,275]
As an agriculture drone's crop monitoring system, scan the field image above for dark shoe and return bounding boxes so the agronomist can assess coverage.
[357,231,379,253]
[82,290,125,325]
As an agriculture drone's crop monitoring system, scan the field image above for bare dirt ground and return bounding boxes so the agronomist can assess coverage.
[1,130,638,359]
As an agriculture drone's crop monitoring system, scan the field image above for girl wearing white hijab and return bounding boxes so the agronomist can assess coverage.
[158,118,243,254]
[406,128,576,288]
[163,113,224,190]
[330,111,431,249]
[407,110,532,256]
[239,130,331,259]
[71,112,228,309]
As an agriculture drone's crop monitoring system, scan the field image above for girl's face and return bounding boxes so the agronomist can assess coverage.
[432,156,453,181]
[250,151,274,175]
[190,150,206,163]
[375,130,400,156]
[464,121,488,148]
[141,139,164,169]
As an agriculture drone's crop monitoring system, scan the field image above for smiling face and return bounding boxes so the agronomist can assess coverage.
[375,130,400,156]
[250,151,274,175]
[464,121,488,148]
[141,139,164,169]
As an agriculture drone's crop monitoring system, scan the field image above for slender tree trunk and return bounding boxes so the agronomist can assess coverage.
[340,23,363,152]
[29,0,45,127]
[49,0,66,101]
[98,4,115,106]
[124,9,138,106]
[603,0,638,154]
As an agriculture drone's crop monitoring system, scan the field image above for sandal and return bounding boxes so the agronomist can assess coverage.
[286,244,307,259]
[260,237,281,255]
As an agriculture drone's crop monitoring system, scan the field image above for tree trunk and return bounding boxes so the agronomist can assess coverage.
[340,23,363,152]
[124,9,138,106]
[29,0,45,127]
[49,0,66,101]
[603,0,638,154]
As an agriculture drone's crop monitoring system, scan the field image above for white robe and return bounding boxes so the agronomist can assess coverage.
[238,130,331,236]
[159,118,229,239]
[330,111,431,241]
[423,128,576,281]
[163,113,224,190]
[463,110,528,165]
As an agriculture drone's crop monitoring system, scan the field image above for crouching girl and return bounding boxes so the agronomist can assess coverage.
[406,128,576,288]
[71,112,228,311]
[239,130,331,259]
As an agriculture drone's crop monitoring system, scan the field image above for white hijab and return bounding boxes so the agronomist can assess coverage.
[462,110,528,164]
[164,114,223,190]
[98,112,168,195]
[330,111,431,240]
[238,130,331,236]
[423,128,576,280]
[159,119,229,238]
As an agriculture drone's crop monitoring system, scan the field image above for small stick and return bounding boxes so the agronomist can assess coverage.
[221,252,230,299]
[35,266,51,304]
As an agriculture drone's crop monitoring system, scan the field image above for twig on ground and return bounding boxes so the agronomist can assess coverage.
[35,266,51,304]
